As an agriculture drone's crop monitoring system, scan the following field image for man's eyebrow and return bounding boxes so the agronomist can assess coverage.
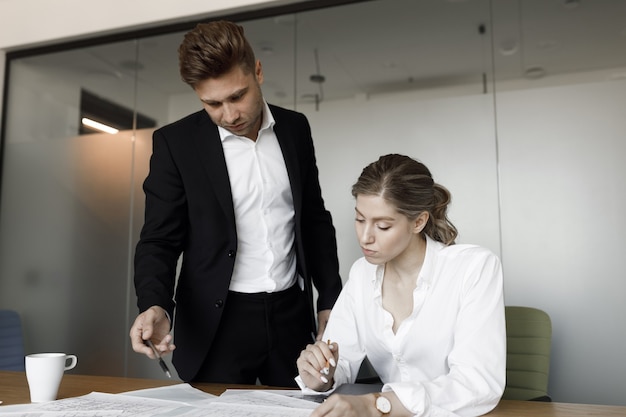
[200,87,249,104]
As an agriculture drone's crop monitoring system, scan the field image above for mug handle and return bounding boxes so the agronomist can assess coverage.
[64,355,78,371]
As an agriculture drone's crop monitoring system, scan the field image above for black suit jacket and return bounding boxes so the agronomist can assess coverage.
[134,105,342,381]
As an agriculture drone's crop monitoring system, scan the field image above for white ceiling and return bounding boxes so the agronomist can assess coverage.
[15,0,626,111]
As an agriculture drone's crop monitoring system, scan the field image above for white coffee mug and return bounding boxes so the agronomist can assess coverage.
[25,353,78,402]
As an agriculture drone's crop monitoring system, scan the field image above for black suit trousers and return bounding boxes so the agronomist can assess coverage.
[190,284,312,387]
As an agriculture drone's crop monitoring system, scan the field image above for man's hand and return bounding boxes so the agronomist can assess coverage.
[316,309,332,341]
[129,306,175,358]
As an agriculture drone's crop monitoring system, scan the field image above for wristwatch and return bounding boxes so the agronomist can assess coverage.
[374,393,391,415]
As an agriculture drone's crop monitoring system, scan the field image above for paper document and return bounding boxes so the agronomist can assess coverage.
[120,384,215,404]
[0,392,186,416]
[0,384,319,416]
[205,390,317,409]
[171,402,312,417]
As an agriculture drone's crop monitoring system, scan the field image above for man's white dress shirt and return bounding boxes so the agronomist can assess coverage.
[219,101,297,293]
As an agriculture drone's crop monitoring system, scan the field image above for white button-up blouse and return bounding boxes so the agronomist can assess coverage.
[302,235,506,417]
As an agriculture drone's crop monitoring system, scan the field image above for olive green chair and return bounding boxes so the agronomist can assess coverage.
[503,306,552,401]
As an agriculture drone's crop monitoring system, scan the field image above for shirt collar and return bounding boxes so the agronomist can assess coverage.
[374,234,444,289]
[419,234,444,288]
[218,100,275,142]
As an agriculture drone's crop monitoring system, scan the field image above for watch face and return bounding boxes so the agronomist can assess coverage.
[376,396,392,414]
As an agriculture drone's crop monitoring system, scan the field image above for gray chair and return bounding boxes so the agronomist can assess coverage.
[355,356,382,384]
[503,306,552,401]
[0,309,26,371]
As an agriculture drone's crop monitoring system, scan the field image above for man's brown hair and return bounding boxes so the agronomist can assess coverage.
[178,20,256,88]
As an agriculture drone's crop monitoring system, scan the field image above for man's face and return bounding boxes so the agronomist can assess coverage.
[194,61,265,140]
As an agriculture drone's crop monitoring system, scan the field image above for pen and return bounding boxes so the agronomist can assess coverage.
[321,339,332,375]
[146,339,172,378]
[319,339,333,383]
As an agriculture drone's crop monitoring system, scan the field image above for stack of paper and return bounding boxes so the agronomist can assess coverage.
[0,384,320,417]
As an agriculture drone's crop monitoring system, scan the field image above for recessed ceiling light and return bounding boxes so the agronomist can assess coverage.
[274,15,295,25]
[524,66,546,79]
[259,44,274,55]
[537,40,559,50]
[608,71,626,80]
[499,39,519,56]
[562,0,580,9]
[119,60,144,71]
[309,74,325,83]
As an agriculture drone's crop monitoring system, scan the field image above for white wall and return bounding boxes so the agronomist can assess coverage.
[496,79,626,405]
[304,79,626,406]
[304,88,502,277]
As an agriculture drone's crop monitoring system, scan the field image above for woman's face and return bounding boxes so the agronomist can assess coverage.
[355,194,421,265]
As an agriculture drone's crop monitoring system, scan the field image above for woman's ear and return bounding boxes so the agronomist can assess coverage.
[413,211,429,234]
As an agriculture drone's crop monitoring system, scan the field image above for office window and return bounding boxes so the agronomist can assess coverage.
[79,89,156,135]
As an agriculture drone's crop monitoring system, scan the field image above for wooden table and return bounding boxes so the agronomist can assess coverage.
[1,371,626,416]
[0,371,253,405]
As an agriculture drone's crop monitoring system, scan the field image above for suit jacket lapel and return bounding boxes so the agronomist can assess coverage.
[191,112,235,222]
[273,113,303,223]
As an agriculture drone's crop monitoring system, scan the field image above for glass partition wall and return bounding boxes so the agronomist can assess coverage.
[2,0,625,405]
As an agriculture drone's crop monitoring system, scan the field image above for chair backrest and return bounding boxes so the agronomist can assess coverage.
[503,306,552,401]
[0,309,26,371]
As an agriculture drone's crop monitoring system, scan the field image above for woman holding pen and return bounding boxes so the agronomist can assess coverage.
[296,154,505,417]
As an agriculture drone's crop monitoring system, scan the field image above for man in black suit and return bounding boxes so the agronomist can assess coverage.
[129,20,342,387]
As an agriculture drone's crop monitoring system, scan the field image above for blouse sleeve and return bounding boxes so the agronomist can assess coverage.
[295,259,369,393]
[321,261,369,387]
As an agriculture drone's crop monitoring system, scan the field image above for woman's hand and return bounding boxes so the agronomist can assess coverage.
[311,392,412,417]
[296,340,338,391]
[310,394,377,417]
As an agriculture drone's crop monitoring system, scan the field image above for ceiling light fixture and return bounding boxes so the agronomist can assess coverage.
[81,117,119,134]
[258,42,275,55]
[524,66,546,80]
[309,49,325,111]
[499,39,519,56]
[562,0,580,9]
[119,60,145,71]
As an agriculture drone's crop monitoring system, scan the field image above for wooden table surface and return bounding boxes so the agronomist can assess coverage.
[2,371,626,416]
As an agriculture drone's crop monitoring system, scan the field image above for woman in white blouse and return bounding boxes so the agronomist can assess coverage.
[296,154,506,417]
